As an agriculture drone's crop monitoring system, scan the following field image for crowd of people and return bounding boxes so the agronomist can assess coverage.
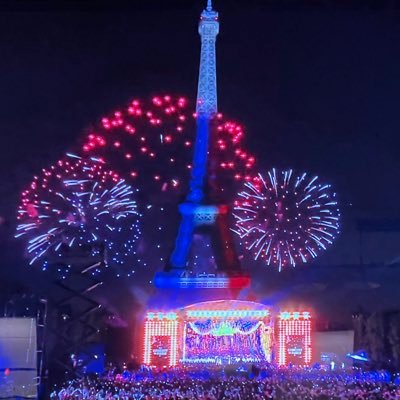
[53,365,400,400]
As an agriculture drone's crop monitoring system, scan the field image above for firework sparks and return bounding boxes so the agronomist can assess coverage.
[232,169,340,270]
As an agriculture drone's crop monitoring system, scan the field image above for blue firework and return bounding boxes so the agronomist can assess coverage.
[16,154,142,275]
[232,169,340,270]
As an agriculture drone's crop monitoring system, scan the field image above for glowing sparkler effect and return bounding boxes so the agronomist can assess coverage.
[232,169,340,270]
[16,154,142,275]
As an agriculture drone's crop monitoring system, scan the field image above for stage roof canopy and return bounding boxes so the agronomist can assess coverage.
[181,300,269,312]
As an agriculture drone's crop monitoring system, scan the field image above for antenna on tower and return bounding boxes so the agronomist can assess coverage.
[207,0,212,11]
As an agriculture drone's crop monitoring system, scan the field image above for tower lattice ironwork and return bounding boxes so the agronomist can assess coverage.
[155,0,250,289]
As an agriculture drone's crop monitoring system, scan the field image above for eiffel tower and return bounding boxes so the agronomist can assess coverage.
[155,0,250,290]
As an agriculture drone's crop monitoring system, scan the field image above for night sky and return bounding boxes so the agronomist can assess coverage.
[1,0,400,323]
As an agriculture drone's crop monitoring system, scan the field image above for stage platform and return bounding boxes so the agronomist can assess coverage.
[143,299,312,367]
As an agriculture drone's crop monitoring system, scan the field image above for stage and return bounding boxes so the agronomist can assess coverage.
[143,299,311,367]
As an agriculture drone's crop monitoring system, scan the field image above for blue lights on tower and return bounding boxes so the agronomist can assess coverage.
[169,0,220,271]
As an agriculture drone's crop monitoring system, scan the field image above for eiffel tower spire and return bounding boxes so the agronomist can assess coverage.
[187,0,219,203]
[196,0,218,116]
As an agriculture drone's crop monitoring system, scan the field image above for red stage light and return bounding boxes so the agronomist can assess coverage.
[278,311,312,366]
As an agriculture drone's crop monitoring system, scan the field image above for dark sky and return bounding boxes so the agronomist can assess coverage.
[1,0,400,322]
[1,1,400,213]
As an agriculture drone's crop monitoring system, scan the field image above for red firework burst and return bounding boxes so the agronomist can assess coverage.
[81,94,255,203]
